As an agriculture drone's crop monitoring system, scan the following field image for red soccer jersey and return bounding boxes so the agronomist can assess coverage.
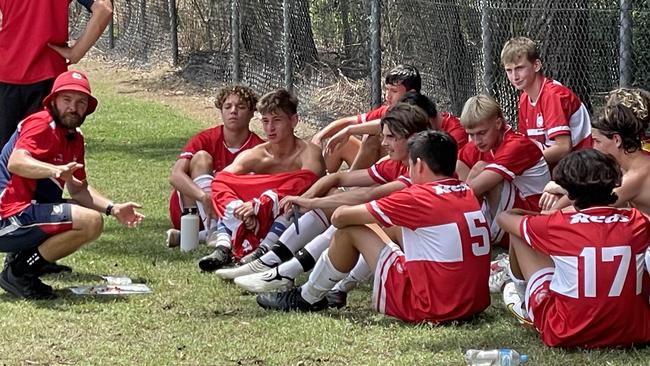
[440,112,468,148]
[0,1,92,84]
[521,207,650,348]
[177,125,264,173]
[356,105,389,124]
[458,128,550,211]
[0,110,86,218]
[518,78,592,150]
[367,158,411,186]
[367,178,491,323]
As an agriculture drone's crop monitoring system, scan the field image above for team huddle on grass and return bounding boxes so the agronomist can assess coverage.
[1,34,650,350]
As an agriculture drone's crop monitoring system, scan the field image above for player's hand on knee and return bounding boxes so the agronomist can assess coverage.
[112,202,145,228]
[543,181,567,195]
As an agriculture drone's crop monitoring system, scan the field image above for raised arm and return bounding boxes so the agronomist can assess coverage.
[311,116,359,146]
[326,119,382,154]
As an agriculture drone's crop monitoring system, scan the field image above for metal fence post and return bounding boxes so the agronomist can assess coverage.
[283,0,294,92]
[370,0,382,108]
[108,3,115,50]
[231,0,241,83]
[169,0,179,66]
[481,0,494,95]
[619,0,633,87]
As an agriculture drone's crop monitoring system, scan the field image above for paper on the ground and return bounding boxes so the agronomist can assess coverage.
[69,276,152,295]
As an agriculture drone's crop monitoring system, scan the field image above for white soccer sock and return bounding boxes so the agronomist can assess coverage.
[193,174,214,229]
[258,216,291,249]
[277,226,337,279]
[301,249,347,304]
[507,263,527,299]
[198,229,208,243]
[260,209,330,266]
[332,257,371,293]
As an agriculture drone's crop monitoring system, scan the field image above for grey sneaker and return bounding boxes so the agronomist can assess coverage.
[198,246,232,272]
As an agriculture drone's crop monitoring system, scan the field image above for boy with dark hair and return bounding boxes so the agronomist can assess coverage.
[257,130,491,324]
[311,64,422,172]
[166,85,264,247]
[198,89,325,271]
[501,37,592,166]
[497,149,650,348]
[325,91,468,152]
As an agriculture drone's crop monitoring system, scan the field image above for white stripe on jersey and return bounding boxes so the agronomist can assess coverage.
[549,255,579,298]
[526,128,546,136]
[369,164,388,183]
[513,157,550,198]
[402,224,463,262]
[567,103,592,147]
[370,200,393,225]
[547,126,571,136]
[485,163,516,180]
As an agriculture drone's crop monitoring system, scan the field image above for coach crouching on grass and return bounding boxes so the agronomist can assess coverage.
[0,70,144,300]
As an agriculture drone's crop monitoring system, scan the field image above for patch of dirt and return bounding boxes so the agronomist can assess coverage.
[75,57,318,140]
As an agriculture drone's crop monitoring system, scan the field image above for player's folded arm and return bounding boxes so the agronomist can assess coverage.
[466,169,505,198]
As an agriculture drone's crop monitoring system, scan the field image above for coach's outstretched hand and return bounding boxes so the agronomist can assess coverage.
[112,202,145,228]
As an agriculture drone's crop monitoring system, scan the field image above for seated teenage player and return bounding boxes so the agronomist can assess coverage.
[312,64,421,172]
[605,88,650,152]
[325,91,468,154]
[455,95,551,294]
[214,103,430,288]
[501,37,592,166]
[256,130,491,324]
[197,89,325,271]
[497,149,650,348]
[166,86,264,247]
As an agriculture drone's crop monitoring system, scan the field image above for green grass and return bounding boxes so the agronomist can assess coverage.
[1,80,649,365]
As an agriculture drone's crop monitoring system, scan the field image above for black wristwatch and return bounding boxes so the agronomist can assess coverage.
[105,203,114,217]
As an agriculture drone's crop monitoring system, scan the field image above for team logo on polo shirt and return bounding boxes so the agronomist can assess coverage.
[536,113,544,128]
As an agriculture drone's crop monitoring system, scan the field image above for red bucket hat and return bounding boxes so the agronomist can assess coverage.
[42,70,98,115]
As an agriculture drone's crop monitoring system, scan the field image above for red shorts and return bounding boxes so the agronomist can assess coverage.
[372,242,431,323]
[168,190,205,231]
[482,181,537,246]
[525,267,555,326]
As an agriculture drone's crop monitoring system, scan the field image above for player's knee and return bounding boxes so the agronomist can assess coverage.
[190,150,213,173]
[75,208,104,241]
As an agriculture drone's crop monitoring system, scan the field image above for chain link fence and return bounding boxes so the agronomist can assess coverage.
[71,0,650,127]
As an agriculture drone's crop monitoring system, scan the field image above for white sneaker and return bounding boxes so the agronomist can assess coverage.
[214,259,274,280]
[502,281,533,326]
[234,268,294,293]
[489,253,510,293]
[165,229,180,248]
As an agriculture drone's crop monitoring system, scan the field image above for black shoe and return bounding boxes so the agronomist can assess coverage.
[325,290,347,309]
[256,287,328,312]
[198,246,232,272]
[0,267,56,300]
[238,245,269,265]
[39,262,72,275]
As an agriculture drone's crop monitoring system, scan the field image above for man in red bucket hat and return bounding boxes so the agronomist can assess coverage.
[0,70,144,300]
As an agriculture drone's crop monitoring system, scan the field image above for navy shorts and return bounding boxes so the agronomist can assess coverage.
[0,203,73,253]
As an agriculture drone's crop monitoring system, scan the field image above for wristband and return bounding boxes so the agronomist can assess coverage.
[105,203,114,217]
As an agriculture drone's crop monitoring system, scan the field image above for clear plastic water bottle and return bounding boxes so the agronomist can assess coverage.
[180,208,200,252]
[464,349,528,366]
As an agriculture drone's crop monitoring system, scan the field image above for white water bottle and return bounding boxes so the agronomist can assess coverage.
[180,208,200,252]
[464,349,528,366]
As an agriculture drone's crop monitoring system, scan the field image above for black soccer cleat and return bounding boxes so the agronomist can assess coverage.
[40,262,72,275]
[325,290,348,309]
[198,246,232,272]
[256,287,328,312]
[0,266,57,300]
[238,245,269,265]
